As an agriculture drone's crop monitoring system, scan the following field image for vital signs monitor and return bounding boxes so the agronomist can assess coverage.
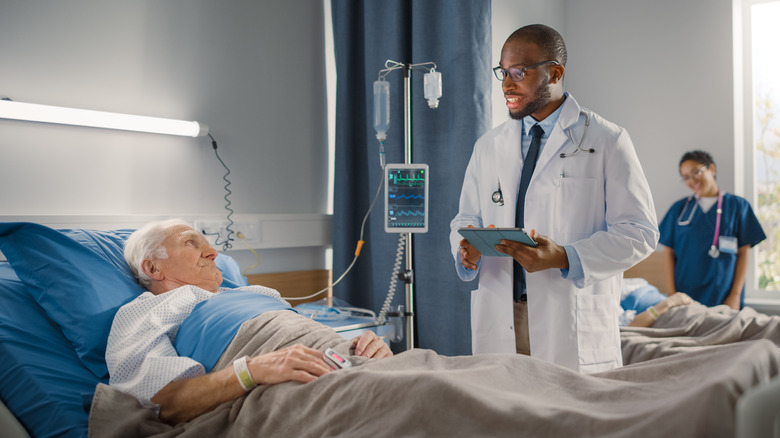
[385,163,429,233]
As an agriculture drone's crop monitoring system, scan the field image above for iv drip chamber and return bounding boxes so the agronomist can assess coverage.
[373,79,390,141]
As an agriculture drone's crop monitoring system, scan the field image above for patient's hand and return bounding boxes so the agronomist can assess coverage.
[352,331,393,359]
[153,344,330,425]
[665,292,693,308]
[248,344,332,385]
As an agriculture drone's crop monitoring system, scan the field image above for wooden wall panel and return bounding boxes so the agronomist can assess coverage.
[246,269,332,305]
[624,251,668,293]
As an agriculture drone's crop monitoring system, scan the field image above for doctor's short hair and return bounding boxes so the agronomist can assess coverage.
[124,218,190,288]
[679,150,716,170]
[508,24,567,67]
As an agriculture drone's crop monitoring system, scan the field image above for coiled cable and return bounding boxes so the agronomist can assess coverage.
[208,133,235,251]
[377,233,405,323]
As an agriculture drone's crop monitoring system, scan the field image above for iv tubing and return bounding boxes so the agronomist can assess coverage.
[282,162,386,301]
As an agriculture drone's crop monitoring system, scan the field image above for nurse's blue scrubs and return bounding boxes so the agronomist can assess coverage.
[659,193,765,308]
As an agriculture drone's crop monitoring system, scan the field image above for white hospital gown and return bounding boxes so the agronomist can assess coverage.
[106,284,284,407]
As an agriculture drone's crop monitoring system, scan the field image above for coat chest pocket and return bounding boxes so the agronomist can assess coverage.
[554,177,601,237]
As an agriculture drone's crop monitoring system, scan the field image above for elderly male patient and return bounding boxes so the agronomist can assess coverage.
[107,219,391,425]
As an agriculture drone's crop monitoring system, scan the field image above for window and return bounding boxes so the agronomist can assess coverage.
[740,0,780,298]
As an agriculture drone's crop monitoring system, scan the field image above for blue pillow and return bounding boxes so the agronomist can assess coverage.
[0,262,101,438]
[0,222,142,379]
[215,253,250,288]
[0,222,250,379]
[620,284,667,314]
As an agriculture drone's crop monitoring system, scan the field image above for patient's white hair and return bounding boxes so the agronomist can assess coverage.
[124,218,191,289]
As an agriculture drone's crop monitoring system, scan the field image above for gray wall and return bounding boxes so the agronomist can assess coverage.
[0,0,743,274]
[565,0,735,220]
[0,0,329,273]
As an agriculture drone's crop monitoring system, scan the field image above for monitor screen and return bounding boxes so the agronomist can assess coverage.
[384,163,429,233]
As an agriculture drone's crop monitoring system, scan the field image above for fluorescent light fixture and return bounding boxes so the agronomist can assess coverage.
[0,99,208,137]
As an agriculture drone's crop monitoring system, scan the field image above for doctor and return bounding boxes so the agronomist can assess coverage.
[450,24,659,373]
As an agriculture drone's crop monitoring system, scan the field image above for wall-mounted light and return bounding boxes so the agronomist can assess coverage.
[0,99,208,137]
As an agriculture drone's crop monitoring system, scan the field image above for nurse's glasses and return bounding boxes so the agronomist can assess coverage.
[681,165,708,183]
[493,61,560,82]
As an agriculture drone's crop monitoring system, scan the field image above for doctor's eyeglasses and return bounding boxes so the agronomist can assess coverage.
[493,61,560,82]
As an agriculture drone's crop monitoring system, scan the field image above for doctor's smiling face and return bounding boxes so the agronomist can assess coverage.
[499,36,566,121]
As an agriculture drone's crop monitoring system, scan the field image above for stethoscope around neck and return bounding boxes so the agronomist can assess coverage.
[491,109,594,206]
[677,190,724,258]
[559,109,595,158]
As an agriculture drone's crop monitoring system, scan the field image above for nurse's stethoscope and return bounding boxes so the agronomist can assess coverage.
[492,109,594,205]
[677,190,724,258]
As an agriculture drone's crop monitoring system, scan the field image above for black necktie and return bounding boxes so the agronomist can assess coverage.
[513,124,543,302]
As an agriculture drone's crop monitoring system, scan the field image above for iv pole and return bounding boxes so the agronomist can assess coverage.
[402,64,415,351]
[376,60,440,350]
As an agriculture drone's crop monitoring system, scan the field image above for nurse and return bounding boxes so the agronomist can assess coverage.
[659,150,766,310]
[449,24,659,374]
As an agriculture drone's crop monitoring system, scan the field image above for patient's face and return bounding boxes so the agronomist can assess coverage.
[156,225,222,293]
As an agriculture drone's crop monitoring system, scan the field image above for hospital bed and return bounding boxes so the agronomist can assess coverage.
[0,221,392,437]
[624,250,780,437]
[1,222,779,437]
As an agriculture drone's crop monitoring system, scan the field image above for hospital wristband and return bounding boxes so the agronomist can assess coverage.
[647,306,660,319]
[233,356,256,392]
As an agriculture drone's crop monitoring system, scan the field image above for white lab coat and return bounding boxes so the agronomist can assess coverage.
[449,95,658,373]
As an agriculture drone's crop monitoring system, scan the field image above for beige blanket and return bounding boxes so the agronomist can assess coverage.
[621,303,780,365]
[89,310,780,438]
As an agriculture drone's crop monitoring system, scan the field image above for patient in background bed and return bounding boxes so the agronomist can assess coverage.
[619,278,693,327]
[619,276,780,368]
[107,219,392,425]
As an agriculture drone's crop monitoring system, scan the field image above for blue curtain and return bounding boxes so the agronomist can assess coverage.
[331,0,492,355]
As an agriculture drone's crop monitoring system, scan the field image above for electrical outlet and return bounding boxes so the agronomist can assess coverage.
[194,219,261,248]
[234,220,261,244]
[194,220,228,246]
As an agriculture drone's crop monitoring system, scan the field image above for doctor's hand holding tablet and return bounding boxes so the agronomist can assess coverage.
[457,225,570,272]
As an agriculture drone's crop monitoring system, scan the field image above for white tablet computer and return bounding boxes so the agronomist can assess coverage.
[457,227,537,257]
[385,163,429,233]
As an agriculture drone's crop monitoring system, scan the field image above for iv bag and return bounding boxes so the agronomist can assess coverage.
[424,70,442,108]
[373,79,390,141]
